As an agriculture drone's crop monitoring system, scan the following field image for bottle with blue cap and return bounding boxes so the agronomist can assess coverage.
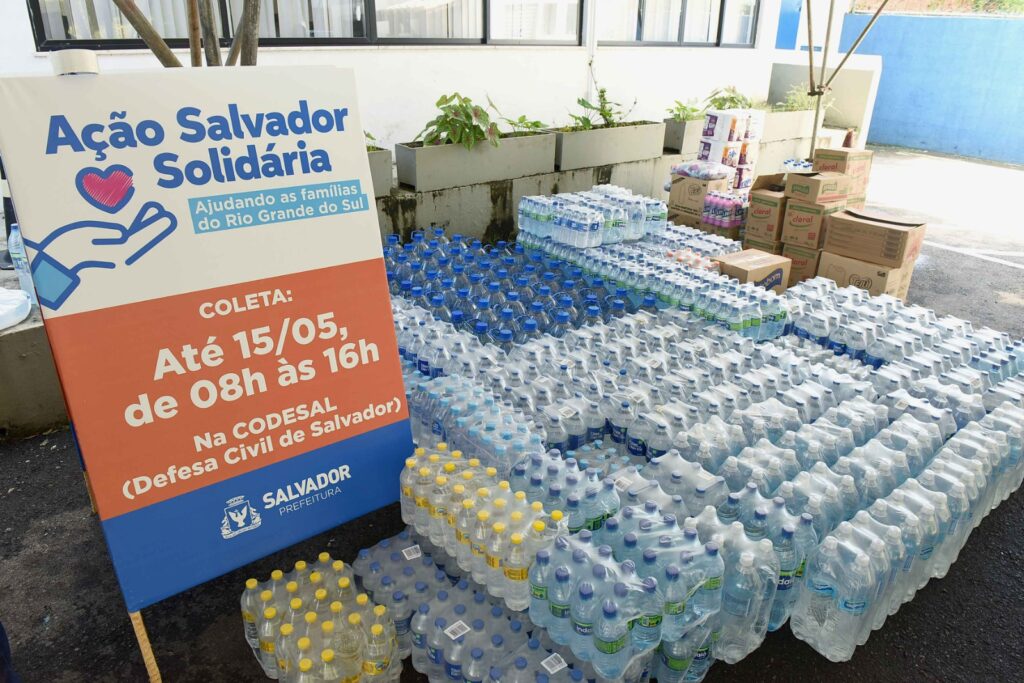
[593,598,629,678]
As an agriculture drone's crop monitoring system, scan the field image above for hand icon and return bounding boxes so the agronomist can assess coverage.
[24,201,177,310]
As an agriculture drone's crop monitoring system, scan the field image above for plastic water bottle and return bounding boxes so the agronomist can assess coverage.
[7,224,37,306]
[593,600,629,679]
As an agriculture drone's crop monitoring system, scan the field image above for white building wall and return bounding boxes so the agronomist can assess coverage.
[1,0,783,151]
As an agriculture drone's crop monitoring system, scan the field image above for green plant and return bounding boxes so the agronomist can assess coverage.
[364,130,382,151]
[416,92,499,150]
[772,83,833,113]
[705,86,753,110]
[485,96,549,133]
[667,99,703,122]
[568,87,636,130]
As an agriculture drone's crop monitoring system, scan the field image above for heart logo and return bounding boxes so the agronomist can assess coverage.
[75,164,135,214]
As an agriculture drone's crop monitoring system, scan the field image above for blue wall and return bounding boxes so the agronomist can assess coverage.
[840,14,1024,164]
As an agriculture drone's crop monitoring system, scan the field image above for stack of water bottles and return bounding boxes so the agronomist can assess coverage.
[700,192,748,231]
[239,553,401,681]
[517,185,669,248]
[354,529,620,683]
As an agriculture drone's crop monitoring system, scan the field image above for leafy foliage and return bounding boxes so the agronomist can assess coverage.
[486,96,549,133]
[416,92,500,150]
[705,86,753,110]
[568,88,636,130]
[772,83,834,113]
[364,130,382,151]
[666,99,703,122]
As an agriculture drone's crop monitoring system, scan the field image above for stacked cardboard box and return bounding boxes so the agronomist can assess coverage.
[818,209,927,299]
[779,171,850,286]
[697,108,763,193]
[668,175,732,228]
[743,173,786,254]
[713,249,792,294]
[813,148,873,210]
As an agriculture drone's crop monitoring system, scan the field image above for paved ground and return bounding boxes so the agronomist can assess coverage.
[2,147,1023,682]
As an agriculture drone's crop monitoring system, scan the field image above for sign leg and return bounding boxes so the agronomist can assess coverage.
[128,610,163,682]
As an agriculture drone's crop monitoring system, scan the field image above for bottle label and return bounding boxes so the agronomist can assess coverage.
[447,512,457,526]
[445,662,462,680]
[795,559,807,579]
[444,620,471,640]
[572,618,593,636]
[647,446,668,460]
[693,645,710,662]
[541,653,567,674]
[486,554,501,569]
[415,496,429,508]
[259,639,275,654]
[549,601,570,619]
[430,505,445,520]
[638,613,662,628]
[432,419,445,437]
[418,359,431,375]
[839,598,868,615]
[395,615,412,636]
[471,541,485,557]
[919,545,934,560]
[585,515,604,531]
[412,631,426,649]
[363,658,389,676]
[530,582,548,600]
[566,433,583,450]
[594,633,627,655]
[455,528,467,545]
[402,486,413,498]
[610,424,627,444]
[808,580,835,597]
[660,650,692,672]
[664,600,685,616]
[428,645,442,664]
[702,575,722,591]
[587,426,605,443]
[504,566,528,581]
[402,545,422,560]
[626,436,646,457]
[776,569,795,591]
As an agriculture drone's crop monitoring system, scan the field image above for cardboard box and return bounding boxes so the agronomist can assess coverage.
[823,208,927,268]
[784,171,850,204]
[713,249,792,294]
[781,198,847,249]
[783,243,822,286]
[744,237,785,255]
[814,148,873,195]
[668,175,733,215]
[817,251,914,299]
[745,173,787,242]
[668,205,701,228]
[697,138,742,167]
[846,194,866,211]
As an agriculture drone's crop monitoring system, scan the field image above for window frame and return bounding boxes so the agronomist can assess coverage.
[596,0,759,49]
[24,0,585,51]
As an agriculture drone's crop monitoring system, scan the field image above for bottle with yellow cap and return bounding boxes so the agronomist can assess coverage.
[336,575,356,605]
[268,568,287,600]
[290,560,311,592]
[319,620,339,655]
[353,593,373,621]
[328,600,346,635]
[293,656,316,683]
[314,551,334,577]
[284,597,306,628]
[454,499,476,571]
[336,613,365,681]
[444,483,467,555]
[310,587,331,615]
[428,475,449,545]
[484,521,509,597]
[299,611,319,639]
[275,622,296,681]
[504,532,532,610]
[469,509,492,583]
[306,571,324,603]
[413,466,434,532]
[257,606,281,678]
[361,622,393,678]
[319,648,343,682]
[241,578,262,651]
[400,456,420,523]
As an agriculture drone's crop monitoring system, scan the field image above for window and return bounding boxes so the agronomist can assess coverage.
[682,0,721,44]
[26,0,582,48]
[596,0,758,47]
[489,0,581,43]
[720,0,758,45]
[375,0,482,40]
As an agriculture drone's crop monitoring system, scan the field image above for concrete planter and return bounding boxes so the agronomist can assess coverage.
[552,121,666,171]
[367,148,393,198]
[662,118,703,154]
[763,110,816,142]
[395,132,556,192]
